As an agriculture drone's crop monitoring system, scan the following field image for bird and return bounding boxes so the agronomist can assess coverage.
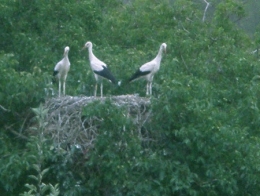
[53,46,70,97]
[129,43,167,96]
[82,41,118,97]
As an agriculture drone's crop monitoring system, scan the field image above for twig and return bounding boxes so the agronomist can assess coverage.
[202,0,210,22]
[0,104,10,112]
[180,22,190,34]
[5,125,28,140]
[181,55,189,71]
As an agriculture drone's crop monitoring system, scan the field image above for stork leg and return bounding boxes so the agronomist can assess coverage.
[58,80,61,97]
[63,81,66,96]
[146,82,149,96]
[63,75,67,96]
[100,82,103,98]
[94,83,97,97]
[149,82,152,95]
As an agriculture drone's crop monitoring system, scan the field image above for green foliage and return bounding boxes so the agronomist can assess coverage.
[20,106,59,196]
[0,52,49,129]
[1,0,260,195]
[151,75,260,194]
[101,0,175,47]
[82,101,140,195]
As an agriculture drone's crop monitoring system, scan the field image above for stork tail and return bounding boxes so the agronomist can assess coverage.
[129,69,151,82]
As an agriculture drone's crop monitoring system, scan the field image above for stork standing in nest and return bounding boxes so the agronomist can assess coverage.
[129,43,167,96]
[53,46,70,97]
[82,41,119,97]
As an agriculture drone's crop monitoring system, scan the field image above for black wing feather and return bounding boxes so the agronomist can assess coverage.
[94,66,117,84]
[53,70,59,76]
[129,69,151,82]
[52,70,59,83]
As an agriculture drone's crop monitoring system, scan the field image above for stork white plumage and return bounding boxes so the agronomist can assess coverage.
[129,43,167,95]
[82,41,118,97]
[53,46,70,97]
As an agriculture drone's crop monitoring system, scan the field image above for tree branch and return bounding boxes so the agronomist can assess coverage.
[5,125,29,140]
[202,0,210,22]
[0,104,10,112]
[181,55,189,71]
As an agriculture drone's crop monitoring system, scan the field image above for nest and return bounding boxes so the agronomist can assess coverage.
[43,95,151,153]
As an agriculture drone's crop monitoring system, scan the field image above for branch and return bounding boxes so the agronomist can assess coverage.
[202,0,210,22]
[251,48,259,58]
[180,22,190,34]
[181,55,189,71]
[5,125,29,140]
[0,104,10,112]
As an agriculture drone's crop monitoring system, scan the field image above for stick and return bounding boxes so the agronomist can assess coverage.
[203,0,210,22]
[5,125,28,140]
[0,104,10,112]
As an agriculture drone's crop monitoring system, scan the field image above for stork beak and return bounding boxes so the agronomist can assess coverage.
[81,46,86,51]
[164,48,167,54]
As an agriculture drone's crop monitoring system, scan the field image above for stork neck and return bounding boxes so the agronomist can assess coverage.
[63,53,69,62]
[64,52,69,59]
[155,46,164,62]
[88,46,95,61]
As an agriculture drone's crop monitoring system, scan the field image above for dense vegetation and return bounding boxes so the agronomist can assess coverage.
[1,0,260,195]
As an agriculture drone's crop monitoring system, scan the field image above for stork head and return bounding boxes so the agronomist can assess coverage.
[161,43,167,53]
[82,41,92,50]
[64,46,70,56]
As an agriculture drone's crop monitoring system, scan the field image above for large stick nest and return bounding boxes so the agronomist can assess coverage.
[43,95,151,153]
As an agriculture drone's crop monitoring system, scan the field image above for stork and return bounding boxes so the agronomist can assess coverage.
[82,41,118,97]
[129,43,167,96]
[53,46,70,97]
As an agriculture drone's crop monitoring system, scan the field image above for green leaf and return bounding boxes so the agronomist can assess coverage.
[41,168,50,178]
[28,175,38,182]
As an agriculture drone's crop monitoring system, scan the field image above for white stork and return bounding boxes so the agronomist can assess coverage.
[53,46,70,97]
[82,41,118,97]
[129,43,167,95]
